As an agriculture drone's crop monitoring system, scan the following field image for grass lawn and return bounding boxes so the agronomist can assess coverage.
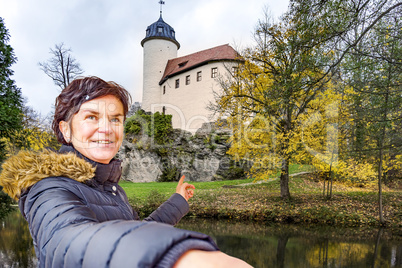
[119,177,255,202]
[119,164,313,201]
[119,165,401,231]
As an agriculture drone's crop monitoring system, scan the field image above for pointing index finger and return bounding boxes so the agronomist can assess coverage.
[178,175,185,185]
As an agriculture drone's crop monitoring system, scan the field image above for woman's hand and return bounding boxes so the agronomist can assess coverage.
[174,250,252,268]
[176,175,195,201]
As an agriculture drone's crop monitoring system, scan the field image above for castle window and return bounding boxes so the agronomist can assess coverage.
[157,27,163,33]
[231,66,238,75]
[211,67,218,78]
[162,106,166,114]
[175,79,180,88]
[186,75,190,85]
[163,85,166,95]
[197,71,202,82]
[171,31,175,37]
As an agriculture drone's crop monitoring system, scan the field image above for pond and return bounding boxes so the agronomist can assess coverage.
[0,210,401,267]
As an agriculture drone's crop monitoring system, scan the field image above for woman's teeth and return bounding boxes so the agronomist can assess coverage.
[94,141,112,144]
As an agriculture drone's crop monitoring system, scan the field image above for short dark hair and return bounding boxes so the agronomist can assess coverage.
[52,76,132,144]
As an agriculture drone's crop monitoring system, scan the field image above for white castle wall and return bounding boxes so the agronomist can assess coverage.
[158,61,234,133]
[142,39,178,112]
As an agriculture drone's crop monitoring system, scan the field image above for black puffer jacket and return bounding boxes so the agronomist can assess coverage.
[0,145,218,267]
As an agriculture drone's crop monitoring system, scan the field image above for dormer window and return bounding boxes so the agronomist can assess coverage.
[178,61,188,68]
[157,27,163,33]
[171,31,175,37]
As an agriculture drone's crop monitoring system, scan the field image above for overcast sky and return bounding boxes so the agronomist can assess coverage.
[0,0,289,116]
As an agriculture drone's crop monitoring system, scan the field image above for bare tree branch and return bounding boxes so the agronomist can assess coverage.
[38,43,84,90]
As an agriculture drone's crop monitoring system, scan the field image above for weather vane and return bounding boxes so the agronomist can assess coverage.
[159,0,165,15]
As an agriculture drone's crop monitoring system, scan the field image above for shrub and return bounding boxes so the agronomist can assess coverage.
[157,164,181,182]
[125,110,173,145]
[129,190,167,219]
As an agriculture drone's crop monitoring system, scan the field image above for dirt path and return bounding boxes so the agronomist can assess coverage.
[225,172,312,187]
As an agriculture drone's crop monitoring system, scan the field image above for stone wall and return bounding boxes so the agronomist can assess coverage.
[116,122,249,182]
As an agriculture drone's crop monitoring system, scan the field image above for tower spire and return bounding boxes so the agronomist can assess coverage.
[159,0,165,16]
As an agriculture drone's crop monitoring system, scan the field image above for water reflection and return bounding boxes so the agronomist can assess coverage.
[0,209,37,267]
[0,210,401,268]
[177,218,402,268]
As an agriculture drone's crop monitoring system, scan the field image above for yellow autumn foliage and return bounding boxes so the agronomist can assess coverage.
[1,127,59,157]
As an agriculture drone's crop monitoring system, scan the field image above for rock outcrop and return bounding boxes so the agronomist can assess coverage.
[116,122,249,182]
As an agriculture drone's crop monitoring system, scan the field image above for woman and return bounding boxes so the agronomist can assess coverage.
[0,77,251,267]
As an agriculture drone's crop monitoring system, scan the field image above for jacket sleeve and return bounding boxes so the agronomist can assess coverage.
[19,178,218,268]
[144,193,189,225]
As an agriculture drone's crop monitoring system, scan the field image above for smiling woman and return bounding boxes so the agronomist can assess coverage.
[59,95,125,164]
[53,77,130,164]
[0,76,251,268]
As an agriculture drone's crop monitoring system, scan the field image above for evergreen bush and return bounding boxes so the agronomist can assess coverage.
[157,164,180,182]
[124,110,173,145]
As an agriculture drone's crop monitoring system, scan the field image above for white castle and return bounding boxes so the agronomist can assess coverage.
[141,13,239,133]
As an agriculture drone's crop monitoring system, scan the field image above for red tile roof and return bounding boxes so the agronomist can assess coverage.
[159,44,240,84]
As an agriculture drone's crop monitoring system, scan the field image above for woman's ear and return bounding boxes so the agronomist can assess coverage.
[59,121,71,143]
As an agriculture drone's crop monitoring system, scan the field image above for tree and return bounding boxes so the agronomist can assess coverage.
[340,9,402,223]
[2,104,60,155]
[212,0,402,200]
[213,3,351,199]
[0,17,24,162]
[38,43,84,90]
[0,17,24,213]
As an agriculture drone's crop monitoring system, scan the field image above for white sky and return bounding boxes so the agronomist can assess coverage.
[0,0,289,116]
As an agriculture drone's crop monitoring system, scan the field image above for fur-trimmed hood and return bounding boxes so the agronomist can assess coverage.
[0,149,95,200]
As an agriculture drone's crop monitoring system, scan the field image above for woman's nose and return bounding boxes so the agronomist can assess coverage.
[98,118,112,133]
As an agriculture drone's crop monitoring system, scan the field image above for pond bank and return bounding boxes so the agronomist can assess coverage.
[130,177,401,237]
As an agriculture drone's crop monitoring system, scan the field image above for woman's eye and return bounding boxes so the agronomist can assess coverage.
[87,116,97,120]
[111,118,122,123]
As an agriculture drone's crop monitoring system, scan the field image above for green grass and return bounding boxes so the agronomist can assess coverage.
[119,164,311,201]
[119,178,255,202]
[289,164,315,174]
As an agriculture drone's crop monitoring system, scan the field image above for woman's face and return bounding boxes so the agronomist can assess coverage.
[60,95,125,164]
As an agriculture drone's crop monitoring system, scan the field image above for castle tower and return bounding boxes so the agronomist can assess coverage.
[141,14,180,112]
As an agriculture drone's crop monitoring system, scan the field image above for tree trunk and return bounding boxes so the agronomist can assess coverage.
[329,170,333,199]
[328,150,335,199]
[326,175,330,197]
[377,85,389,225]
[377,147,384,224]
[280,158,291,200]
[280,111,291,200]
[322,174,326,197]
